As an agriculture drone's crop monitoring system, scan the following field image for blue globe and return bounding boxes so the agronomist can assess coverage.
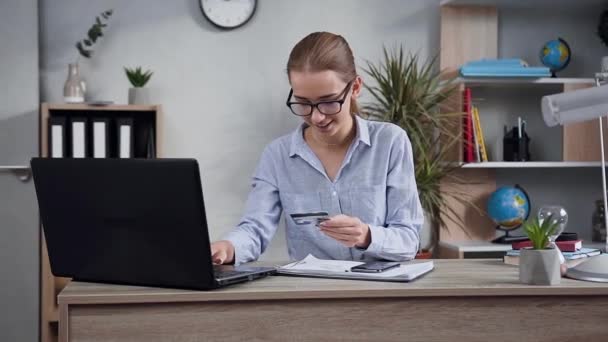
[540,38,571,76]
[487,185,530,230]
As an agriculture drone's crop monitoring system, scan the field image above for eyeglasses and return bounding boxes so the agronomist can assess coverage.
[285,80,354,116]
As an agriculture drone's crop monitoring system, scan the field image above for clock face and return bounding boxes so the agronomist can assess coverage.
[200,0,257,29]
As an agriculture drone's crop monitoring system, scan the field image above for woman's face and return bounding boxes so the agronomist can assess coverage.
[288,70,361,139]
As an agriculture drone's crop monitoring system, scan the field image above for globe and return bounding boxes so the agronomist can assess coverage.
[540,38,571,77]
[487,185,530,231]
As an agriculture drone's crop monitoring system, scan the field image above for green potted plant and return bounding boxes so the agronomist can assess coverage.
[362,46,478,255]
[519,215,561,285]
[124,66,154,105]
[64,9,113,103]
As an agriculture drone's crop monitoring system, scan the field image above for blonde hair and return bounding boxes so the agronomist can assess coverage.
[286,32,359,115]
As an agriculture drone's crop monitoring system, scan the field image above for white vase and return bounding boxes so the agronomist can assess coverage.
[519,248,561,285]
[128,87,151,105]
[63,63,86,103]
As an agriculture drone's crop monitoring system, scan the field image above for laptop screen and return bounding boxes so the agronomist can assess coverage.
[31,158,219,290]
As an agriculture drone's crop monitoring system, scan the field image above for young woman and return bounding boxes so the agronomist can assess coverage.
[211,32,423,265]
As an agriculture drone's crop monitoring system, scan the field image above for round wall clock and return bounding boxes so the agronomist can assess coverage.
[200,0,257,30]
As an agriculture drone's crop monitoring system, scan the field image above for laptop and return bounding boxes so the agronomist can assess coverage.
[30,157,276,290]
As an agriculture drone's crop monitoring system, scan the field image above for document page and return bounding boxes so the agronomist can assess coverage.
[279,254,434,281]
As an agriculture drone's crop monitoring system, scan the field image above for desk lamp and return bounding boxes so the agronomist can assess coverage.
[541,74,608,282]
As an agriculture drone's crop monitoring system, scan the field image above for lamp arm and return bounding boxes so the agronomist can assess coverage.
[596,76,608,253]
[600,116,608,253]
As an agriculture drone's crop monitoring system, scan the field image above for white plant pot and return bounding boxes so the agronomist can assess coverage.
[519,248,561,285]
[128,87,151,105]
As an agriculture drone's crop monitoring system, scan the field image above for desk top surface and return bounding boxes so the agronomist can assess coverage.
[58,259,608,305]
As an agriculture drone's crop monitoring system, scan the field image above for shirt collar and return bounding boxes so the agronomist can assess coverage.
[289,115,371,157]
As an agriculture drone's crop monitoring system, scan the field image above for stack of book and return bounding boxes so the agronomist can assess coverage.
[503,239,602,267]
[462,88,488,163]
[460,58,551,78]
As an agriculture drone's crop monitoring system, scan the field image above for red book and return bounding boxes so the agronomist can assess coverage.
[462,87,474,162]
[511,239,582,252]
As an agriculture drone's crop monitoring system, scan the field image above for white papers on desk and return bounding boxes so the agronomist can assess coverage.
[278,254,434,282]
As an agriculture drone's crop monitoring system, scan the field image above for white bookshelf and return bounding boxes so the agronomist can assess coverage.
[461,161,603,169]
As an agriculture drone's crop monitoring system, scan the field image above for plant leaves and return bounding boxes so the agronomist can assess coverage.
[362,44,477,248]
[87,27,99,43]
[76,42,91,58]
[124,66,153,87]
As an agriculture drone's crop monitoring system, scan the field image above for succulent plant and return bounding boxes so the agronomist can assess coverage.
[522,215,560,250]
[124,67,153,88]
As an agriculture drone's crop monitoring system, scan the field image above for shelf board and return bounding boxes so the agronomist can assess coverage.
[461,161,603,168]
[441,0,606,10]
[440,240,607,252]
[0,165,29,170]
[439,240,512,253]
[455,77,595,87]
[44,103,159,111]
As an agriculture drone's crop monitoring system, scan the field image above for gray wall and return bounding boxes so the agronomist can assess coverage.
[0,0,40,341]
[39,0,442,261]
[499,4,608,77]
[37,0,606,263]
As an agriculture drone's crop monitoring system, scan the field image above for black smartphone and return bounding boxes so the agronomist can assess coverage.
[350,261,401,273]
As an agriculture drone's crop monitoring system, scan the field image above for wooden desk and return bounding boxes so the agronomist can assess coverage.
[58,259,608,342]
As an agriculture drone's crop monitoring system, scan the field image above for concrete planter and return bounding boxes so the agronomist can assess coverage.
[128,87,151,105]
[519,248,561,285]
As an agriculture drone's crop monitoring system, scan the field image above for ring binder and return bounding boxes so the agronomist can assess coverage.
[48,116,67,158]
[92,118,110,158]
[70,117,88,158]
[117,118,134,158]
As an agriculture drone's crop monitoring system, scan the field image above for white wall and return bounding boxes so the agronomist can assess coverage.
[499,4,608,77]
[40,0,442,260]
[39,0,607,260]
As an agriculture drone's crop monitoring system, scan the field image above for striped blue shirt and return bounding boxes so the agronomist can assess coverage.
[224,116,424,265]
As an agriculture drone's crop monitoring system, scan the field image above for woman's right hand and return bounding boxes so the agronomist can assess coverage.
[210,240,235,265]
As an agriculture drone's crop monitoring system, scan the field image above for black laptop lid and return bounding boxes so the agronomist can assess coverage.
[31,158,217,290]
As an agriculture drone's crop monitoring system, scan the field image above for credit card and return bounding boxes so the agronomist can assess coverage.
[290,211,329,226]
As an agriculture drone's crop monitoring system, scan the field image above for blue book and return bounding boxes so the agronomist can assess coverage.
[465,58,525,67]
[460,58,551,77]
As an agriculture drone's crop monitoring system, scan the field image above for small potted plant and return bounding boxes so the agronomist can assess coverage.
[519,215,561,285]
[125,66,154,105]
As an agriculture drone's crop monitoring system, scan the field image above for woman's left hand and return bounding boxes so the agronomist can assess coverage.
[318,214,371,248]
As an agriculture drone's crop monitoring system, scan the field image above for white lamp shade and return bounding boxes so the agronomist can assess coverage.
[541,84,608,127]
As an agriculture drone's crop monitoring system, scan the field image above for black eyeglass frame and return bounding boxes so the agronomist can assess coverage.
[285,79,355,116]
